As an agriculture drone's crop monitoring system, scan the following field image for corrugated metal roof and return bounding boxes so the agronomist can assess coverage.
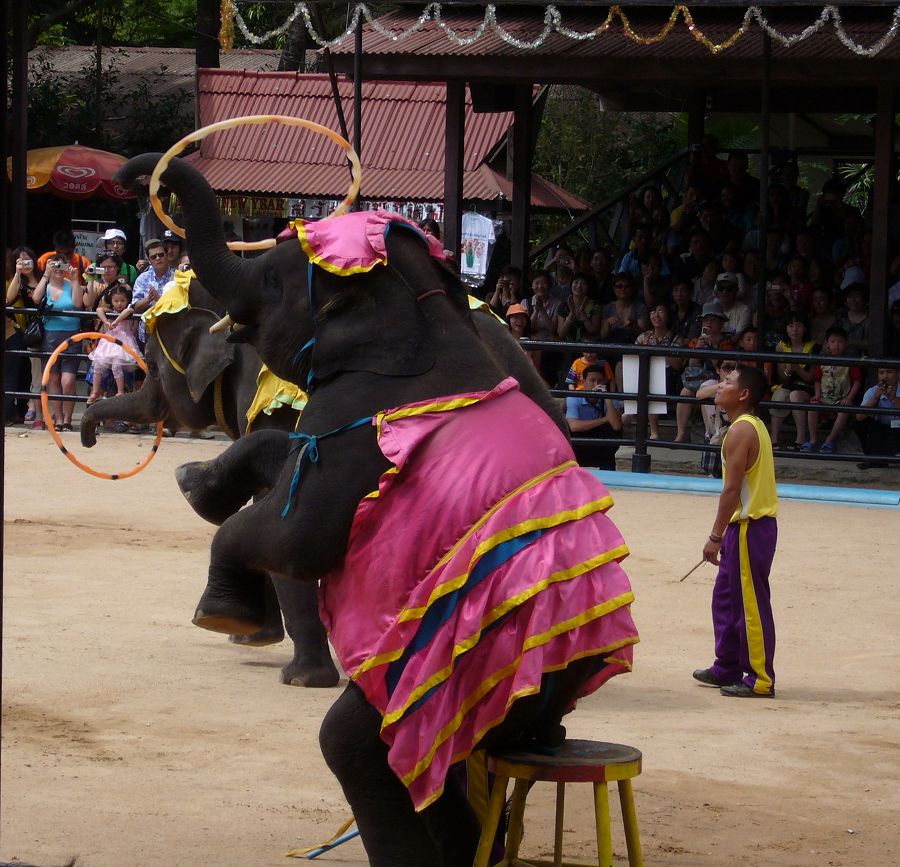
[186,70,587,210]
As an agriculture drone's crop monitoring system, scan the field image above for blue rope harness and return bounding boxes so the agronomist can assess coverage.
[282,415,373,518]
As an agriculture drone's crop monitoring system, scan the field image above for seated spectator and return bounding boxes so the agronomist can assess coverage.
[685,133,726,202]
[650,205,679,258]
[698,200,738,258]
[589,248,615,303]
[670,279,702,342]
[835,282,870,357]
[718,250,746,297]
[524,270,562,339]
[780,161,809,221]
[506,302,541,374]
[669,182,703,249]
[805,325,862,453]
[419,218,442,241]
[741,249,762,311]
[545,245,575,299]
[759,275,792,352]
[565,363,623,471]
[675,229,712,285]
[723,151,759,211]
[635,303,683,439]
[557,272,602,342]
[553,264,574,300]
[486,265,523,317]
[770,314,818,449]
[720,183,754,237]
[37,229,90,287]
[855,367,900,467]
[714,274,751,337]
[640,252,671,309]
[831,211,864,272]
[575,246,594,274]
[675,300,735,442]
[809,287,837,345]
[693,259,719,307]
[806,257,833,298]
[565,350,613,391]
[616,226,670,283]
[96,228,138,285]
[600,273,648,345]
[785,255,814,314]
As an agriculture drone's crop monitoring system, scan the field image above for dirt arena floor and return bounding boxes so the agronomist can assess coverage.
[2,430,898,866]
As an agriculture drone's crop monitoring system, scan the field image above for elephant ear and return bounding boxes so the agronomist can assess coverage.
[310,231,437,382]
[159,308,235,402]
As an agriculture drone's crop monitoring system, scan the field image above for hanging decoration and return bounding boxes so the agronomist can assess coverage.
[219,0,235,51]
[226,2,900,59]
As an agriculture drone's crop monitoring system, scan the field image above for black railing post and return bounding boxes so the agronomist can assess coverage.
[631,352,652,473]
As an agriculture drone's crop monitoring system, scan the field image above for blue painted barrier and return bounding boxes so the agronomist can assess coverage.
[589,470,900,509]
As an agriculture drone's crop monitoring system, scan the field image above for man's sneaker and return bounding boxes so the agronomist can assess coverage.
[692,668,739,688]
[720,682,774,698]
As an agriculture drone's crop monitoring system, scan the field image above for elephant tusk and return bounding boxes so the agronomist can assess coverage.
[209,314,233,335]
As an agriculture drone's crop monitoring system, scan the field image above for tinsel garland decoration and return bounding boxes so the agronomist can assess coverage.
[220,0,235,51]
[228,2,900,59]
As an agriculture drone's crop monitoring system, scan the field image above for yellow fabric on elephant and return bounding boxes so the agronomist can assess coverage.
[467,294,506,325]
[245,365,308,431]
[141,268,193,335]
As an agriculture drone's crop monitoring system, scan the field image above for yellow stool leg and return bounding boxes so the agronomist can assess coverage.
[504,778,530,862]
[593,780,612,867]
[474,774,509,867]
[553,781,565,867]
[617,778,643,867]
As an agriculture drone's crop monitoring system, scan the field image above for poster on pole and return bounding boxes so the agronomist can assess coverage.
[622,354,668,416]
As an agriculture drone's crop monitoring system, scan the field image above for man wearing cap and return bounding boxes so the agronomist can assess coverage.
[162,229,185,270]
[94,228,138,285]
[714,275,751,337]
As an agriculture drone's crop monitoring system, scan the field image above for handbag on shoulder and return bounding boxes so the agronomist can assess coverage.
[23,295,48,349]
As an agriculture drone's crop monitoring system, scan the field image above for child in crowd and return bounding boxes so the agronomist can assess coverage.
[86,286,140,404]
[805,325,862,453]
[565,363,623,471]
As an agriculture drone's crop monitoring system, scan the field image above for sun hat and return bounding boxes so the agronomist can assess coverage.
[506,303,528,317]
[701,300,728,319]
[102,228,126,242]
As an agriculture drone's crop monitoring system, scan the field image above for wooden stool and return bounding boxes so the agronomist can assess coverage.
[473,739,643,867]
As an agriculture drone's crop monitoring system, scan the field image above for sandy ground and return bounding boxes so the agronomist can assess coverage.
[2,429,898,866]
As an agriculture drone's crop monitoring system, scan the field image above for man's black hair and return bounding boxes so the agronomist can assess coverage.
[52,228,76,249]
[825,324,848,340]
[583,363,608,380]
[736,365,769,411]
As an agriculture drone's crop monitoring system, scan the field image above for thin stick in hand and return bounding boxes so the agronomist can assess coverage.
[679,559,707,582]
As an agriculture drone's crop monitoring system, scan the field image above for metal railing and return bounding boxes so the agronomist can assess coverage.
[523,336,900,472]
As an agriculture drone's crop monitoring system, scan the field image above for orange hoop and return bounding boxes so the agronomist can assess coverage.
[40,332,164,480]
[150,115,362,252]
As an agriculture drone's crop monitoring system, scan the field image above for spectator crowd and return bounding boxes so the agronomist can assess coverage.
[476,138,900,465]
[4,227,186,433]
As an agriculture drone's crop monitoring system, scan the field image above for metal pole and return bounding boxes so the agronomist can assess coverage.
[630,353,652,473]
[869,84,895,358]
[443,81,464,266]
[352,13,362,211]
[11,0,28,246]
[756,33,771,341]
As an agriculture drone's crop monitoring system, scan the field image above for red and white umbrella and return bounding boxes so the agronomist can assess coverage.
[6,143,135,201]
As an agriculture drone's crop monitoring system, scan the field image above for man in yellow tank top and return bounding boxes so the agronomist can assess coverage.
[693,365,778,697]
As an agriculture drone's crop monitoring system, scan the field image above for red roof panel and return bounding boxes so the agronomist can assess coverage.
[185,70,587,210]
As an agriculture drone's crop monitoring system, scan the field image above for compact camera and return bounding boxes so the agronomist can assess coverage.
[87,264,105,276]
[19,258,32,268]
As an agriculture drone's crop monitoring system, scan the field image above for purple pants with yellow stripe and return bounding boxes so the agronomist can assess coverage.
[709,517,777,695]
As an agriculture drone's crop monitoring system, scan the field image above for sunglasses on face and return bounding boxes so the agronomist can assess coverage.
[148,252,166,260]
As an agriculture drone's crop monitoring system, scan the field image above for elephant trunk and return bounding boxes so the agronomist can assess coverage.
[115,154,258,322]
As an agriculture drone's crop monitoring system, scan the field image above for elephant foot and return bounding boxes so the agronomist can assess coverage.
[228,624,285,647]
[192,571,267,636]
[176,460,248,525]
[280,656,340,689]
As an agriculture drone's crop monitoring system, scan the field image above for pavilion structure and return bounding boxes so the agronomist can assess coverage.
[307,1,900,355]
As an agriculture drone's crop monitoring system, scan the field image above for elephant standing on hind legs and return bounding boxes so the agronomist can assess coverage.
[117,153,638,866]
[79,271,338,688]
